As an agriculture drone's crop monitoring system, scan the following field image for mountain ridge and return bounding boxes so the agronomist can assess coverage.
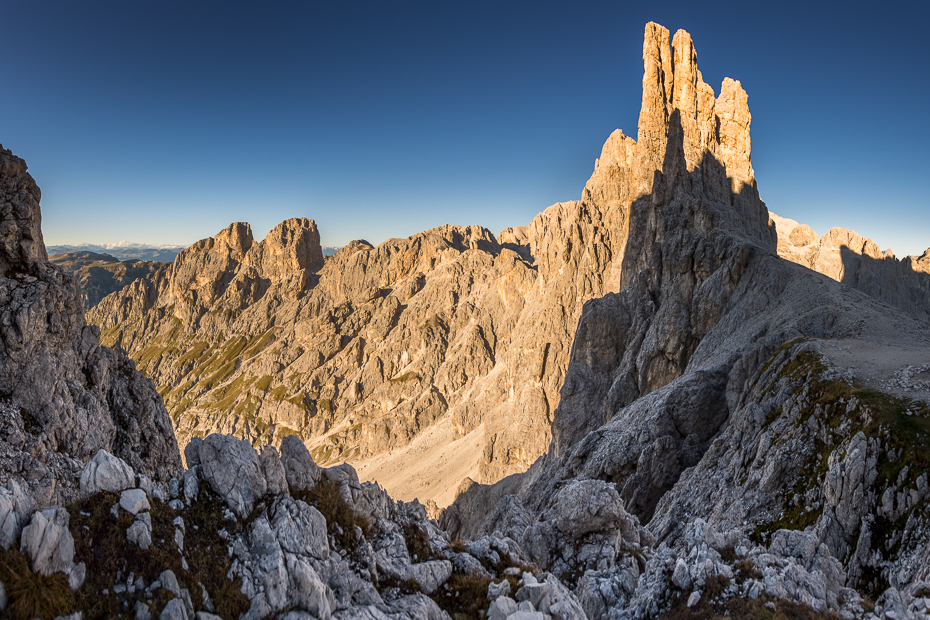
[1,20,930,620]
[86,26,928,511]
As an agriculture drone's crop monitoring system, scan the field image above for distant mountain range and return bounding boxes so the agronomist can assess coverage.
[47,242,186,262]
[48,242,341,263]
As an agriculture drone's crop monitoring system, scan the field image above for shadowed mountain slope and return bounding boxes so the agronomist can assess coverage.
[50,250,169,310]
[0,145,181,509]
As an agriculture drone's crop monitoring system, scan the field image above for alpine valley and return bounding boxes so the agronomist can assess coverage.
[1,20,929,620]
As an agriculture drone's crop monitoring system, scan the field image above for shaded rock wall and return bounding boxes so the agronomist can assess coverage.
[0,145,181,508]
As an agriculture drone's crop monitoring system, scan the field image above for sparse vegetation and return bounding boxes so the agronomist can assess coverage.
[658,592,845,620]
[402,522,434,563]
[434,571,493,620]
[69,488,249,619]
[0,546,75,620]
[294,476,371,550]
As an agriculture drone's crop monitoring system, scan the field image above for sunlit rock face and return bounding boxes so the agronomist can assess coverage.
[770,212,930,323]
[3,18,930,620]
[87,19,927,519]
[441,21,930,619]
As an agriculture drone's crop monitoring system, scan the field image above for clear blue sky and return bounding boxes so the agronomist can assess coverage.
[3,1,929,257]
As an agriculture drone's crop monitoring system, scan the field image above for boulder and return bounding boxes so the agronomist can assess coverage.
[80,449,135,496]
[19,506,74,575]
[280,435,322,492]
[190,434,267,519]
[0,481,32,549]
[120,488,151,515]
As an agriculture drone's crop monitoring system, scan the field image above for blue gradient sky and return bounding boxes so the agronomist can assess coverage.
[3,1,929,256]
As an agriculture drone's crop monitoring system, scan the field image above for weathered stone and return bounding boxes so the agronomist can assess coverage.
[120,488,150,515]
[190,434,267,519]
[80,450,135,497]
[19,506,74,576]
[261,446,288,496]
[269,496,329,560]
[285,554,333,619]
[160,598,190,620]
[280,435,322,492]
[0,481,32,549]
[488,596,518,620]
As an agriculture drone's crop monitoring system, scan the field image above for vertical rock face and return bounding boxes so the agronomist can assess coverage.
[444,22,930,617]
[85,22,927,514]
[0,145,181,508]
[551,22,775,457]
[0,149,48,272]
[88,190,633,502]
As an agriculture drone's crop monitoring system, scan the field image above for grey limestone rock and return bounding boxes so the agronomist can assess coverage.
[550,479,627,540]
[489,596,519,620]
[120,488,150,515]
[80,449,135,497]
[0,480,32,549]
[285,554,334,618]
[159,598,190,620]
[269,496,329,560]
[261,446,288,496]
[127,517,152,549]
[280,434,322,492]
[190,434,267,519]
[19,505,74,576]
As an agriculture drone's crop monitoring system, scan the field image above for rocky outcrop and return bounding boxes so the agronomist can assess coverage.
[49,250,169,310]
[770,212,930,323]
[442,21,930,620]
[0,437,554,620]
[88,203,628,503]
[3,15,930,620]
[85,28,928,517]
[0,145,181,509]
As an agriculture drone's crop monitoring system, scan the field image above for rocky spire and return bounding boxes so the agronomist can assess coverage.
[0,145,48,273]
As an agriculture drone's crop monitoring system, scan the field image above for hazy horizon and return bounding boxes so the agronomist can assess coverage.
[4,1,929,257]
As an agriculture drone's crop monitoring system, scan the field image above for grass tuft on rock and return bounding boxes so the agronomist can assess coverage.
[68,488,249,619]
[402,522,434,563]
[0,546,74,620]
[433,571,493,620]
[295,476,371,550]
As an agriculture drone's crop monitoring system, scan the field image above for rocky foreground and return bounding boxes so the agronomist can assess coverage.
[3,18,930,620]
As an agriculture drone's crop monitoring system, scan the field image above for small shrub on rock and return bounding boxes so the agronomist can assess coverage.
[295,476,371,550]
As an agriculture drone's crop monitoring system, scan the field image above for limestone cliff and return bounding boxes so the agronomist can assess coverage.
[441,22,930,619]
[770,212,930,323]
[87,23,928,514]
[0,145,181,509]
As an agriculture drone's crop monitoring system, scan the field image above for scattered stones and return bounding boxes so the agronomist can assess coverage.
[19,506,75,576]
